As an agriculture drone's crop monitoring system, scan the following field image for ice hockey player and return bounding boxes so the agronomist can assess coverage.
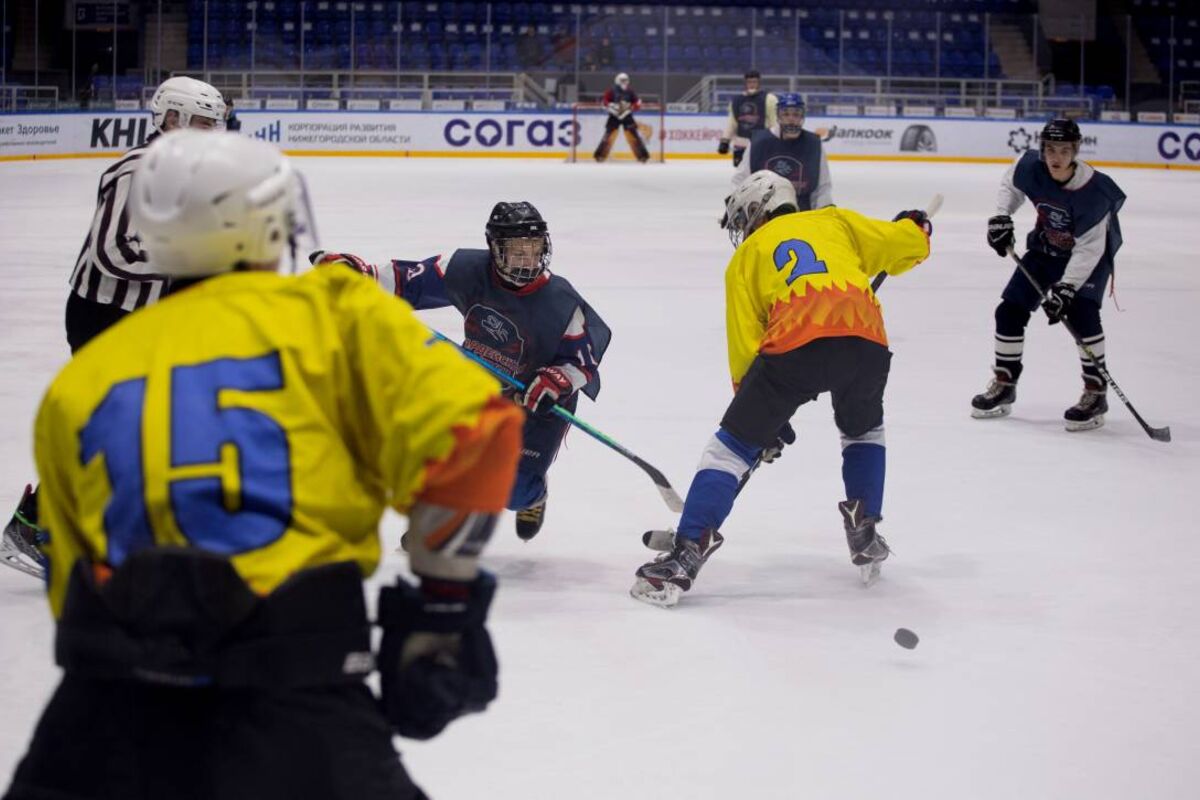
[593,72,652,163]
[729,93,832,210]
[313,201,611,542]
[717,70,778,167]
[1,75,226,581]
[973,118,1125,431]
[2,131,523,800]
[632,171,932,608]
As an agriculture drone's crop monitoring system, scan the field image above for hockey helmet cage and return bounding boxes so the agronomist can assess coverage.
[723,171,798,248]
[149,76,226,133]
[615,72,630,88]
[129,130,305,278]
[486,201,552,287]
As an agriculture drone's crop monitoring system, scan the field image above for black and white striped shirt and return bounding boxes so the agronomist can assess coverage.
[69,136,170,311]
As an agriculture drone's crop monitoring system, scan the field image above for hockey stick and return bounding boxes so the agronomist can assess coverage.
[430,331,686,512]
[871,193,943,292]
[1007,248,1171,443]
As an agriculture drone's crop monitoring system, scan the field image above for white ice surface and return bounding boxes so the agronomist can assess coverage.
[1,157,1198,799]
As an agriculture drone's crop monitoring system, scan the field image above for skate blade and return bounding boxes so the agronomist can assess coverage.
[971,405,1011,419]
[0,540,44,580]
[859,562,881,587]
[642,529,676,552]
[630,577,682,608]
[1065,414,1104,432]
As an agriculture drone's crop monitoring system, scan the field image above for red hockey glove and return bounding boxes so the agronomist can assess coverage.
[521,366,574,415]
[309,250,379,281]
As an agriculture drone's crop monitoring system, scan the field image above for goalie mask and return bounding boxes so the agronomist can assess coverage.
[722,171,798,248]
[486,201,551,287]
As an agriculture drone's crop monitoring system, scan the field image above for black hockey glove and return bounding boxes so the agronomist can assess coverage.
[987,215,1015,257]
[378,572,499,741]
[1041,282,1077,325]
[893,209,933,236]
[731,148,746,168]
[717,138,731,155]
[760,422,796,464]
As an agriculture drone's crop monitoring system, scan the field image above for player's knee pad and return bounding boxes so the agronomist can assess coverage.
[697,428,759,479]
[995,299,1031,336]
[1066,298,1102,338]
[507,470,547,511]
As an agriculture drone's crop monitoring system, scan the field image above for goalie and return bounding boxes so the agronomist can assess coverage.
[593,73,651,163]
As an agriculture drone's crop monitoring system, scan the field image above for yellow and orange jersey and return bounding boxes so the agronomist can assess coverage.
[724,207,930,385]
[34,266,522,617]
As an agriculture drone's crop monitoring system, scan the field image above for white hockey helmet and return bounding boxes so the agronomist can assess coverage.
[723,170,798,247]
[129,130,305,278]
[149,76,226,133]
[615,72,630,88]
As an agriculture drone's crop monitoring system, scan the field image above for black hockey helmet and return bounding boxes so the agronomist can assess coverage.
[485,201,552,287]
[744,70,761,80]
[1041,118,1082,143]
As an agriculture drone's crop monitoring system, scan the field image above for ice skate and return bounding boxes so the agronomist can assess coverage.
[1064,380,1108,432]
[630,528,724,608]
[971,369,1017,419]
[1,485,47,580]
[515,495,547,541]
[839,499,889,587]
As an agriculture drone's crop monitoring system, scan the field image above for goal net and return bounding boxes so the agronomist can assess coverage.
[567,102,666,163]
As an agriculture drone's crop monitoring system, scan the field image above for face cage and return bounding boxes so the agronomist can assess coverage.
[778,110,805,138]
[726,194,772,249]
[491,235,551,286]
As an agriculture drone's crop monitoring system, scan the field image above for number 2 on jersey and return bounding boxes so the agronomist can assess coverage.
[772,239,828,285]
[79,352,292,565]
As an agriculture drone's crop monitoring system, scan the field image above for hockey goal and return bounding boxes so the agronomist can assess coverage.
[567,102,666,163]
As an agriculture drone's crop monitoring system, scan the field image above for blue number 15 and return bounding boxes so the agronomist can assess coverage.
[79,352,292,565]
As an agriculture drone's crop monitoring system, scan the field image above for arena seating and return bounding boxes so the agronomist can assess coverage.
[183,1,1020,79]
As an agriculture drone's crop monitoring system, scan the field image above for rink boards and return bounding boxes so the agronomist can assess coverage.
[1,109,1199,169]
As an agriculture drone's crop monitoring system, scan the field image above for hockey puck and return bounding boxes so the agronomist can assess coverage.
[893,628,919,650]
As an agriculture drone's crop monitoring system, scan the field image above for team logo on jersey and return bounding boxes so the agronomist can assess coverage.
[737,100,762,127]
[764,156,808,193]
[464,304,525,375]
[1034,202,1076,252]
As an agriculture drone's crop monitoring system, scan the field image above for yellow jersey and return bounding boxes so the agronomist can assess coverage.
[34,267,522,617]
[724,207,930,385]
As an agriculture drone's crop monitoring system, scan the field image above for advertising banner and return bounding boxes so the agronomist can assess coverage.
[2,110,1197,169]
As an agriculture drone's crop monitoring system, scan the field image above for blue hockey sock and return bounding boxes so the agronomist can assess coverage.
[841,442,886,519]
[677,429,759,540]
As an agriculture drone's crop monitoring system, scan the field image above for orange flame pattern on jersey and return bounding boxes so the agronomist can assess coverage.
[761,281,889,355]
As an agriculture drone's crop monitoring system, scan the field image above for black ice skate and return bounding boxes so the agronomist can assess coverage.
[971,369,1017,419]
[1064,379,1108,432]
[515,496,547,541]
[630,528,724,608]
[839,499,890,587]
[1,485,47,580]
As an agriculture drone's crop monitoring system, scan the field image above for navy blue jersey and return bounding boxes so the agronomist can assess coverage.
[731,92,769,139]
[1001,151,1125,296]
[386,250,611,401]
[747,129,827,210]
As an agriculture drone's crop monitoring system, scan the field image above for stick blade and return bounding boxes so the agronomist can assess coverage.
[1150,426,1172,443]
[658,485,685,513]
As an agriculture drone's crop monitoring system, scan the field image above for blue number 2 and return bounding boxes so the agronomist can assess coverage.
[79,352,291,564]
[772,239,828,285]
